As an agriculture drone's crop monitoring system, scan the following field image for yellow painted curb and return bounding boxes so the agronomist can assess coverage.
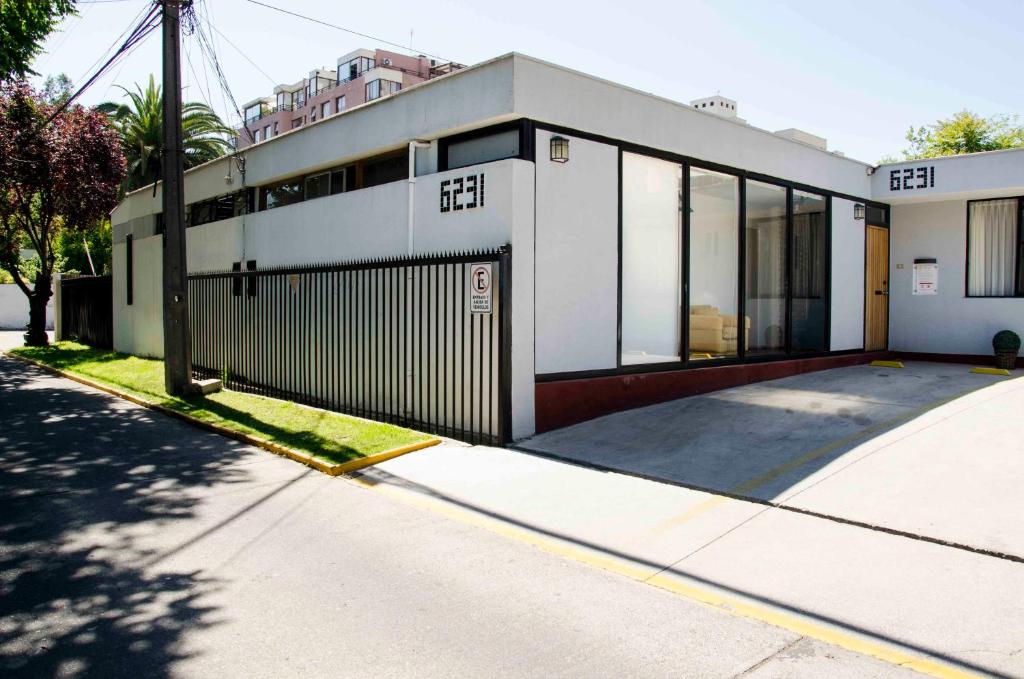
[324,438,441,476]
[352,478,985,679]
[869,359,904,368]
[4,351,440,476]
[970,366,1011,376]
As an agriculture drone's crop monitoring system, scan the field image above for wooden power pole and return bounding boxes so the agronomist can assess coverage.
[161,0,195,395]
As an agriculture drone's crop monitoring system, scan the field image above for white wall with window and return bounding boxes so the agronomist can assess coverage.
[890,199,1024,356]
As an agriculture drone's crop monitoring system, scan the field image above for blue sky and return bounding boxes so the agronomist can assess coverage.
[32,0,1024,163]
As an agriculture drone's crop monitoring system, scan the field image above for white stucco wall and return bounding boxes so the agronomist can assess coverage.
[872,149,1024,205]
[512,55,873,199]
[534,130,619,374]
[889,199,1024,356]
[112,235,163,358]
[0,284,53,330]
[830,198,865,351]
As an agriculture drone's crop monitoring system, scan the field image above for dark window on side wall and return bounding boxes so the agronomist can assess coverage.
[246,260,257,297]
[125,234,134,306]
[262,179,304,210]
[446,129,520,170]
[231,261,242,297]
[362,152,408,188]
[305,172,330,200]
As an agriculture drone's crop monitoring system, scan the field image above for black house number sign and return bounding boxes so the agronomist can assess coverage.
[890,165,935,191]
[440,173,485,213]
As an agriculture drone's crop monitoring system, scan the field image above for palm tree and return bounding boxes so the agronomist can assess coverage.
[97,75,236,192]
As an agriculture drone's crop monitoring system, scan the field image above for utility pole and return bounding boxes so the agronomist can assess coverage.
[161,0,195,395]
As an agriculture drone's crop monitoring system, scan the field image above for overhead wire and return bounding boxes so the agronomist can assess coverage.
[242,0,454,64]
[43,1,162,126]
[185,2,255,143]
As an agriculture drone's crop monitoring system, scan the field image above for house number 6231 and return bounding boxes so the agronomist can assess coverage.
[440,173,485,213]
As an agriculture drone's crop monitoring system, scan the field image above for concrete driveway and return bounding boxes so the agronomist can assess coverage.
[522,362,1024,560]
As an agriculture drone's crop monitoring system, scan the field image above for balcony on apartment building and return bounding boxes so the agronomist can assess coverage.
[235,48,463,150]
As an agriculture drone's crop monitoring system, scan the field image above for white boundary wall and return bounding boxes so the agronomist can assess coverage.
[0,284,53,330]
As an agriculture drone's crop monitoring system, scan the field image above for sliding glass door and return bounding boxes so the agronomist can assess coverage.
[791,190,828,352]
[689,168,740,360]
[621,152,682,365]
[619,150,832,368]
[745,180,788,356]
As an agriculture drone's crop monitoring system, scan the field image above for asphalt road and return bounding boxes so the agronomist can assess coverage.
[0,347,968,678]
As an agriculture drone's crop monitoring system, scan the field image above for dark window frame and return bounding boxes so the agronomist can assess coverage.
[964,195,1024,298]
[438,119,536,172]
[125,234,133,306]
[530,120,874,382]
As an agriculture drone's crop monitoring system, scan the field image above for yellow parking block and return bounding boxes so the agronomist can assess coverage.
[970,367,1011,376]
[869,360,904,368]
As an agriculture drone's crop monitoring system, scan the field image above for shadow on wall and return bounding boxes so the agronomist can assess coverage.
[0,357,258,677]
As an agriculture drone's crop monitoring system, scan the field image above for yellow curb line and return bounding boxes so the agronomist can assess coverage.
[969,366,1011,376]
[4,351,440,476]
[349,477,984,679]
[869,359,904,368]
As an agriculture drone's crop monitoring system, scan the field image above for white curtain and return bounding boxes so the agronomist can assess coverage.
[968,199,1018,296]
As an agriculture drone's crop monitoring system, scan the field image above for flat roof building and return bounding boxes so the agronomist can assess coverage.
[110,52,1024,443]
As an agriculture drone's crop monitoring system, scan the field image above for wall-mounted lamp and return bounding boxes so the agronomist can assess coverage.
[550,135,569,163]
[854,203,865,220]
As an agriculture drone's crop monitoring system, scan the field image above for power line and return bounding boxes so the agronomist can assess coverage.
[243,0,453,64]
[43,2,162,126]
[186,3,255,143]
[203,18,276,87]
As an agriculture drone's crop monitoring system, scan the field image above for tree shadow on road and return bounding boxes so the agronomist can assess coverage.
[0,358,259,677]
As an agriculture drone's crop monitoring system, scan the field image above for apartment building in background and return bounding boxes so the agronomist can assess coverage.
[237,47,463,149]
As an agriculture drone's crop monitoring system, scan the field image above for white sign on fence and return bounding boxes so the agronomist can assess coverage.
[469,263,492,314]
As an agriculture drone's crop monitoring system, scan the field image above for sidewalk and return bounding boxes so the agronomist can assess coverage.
[357,442,1024,678]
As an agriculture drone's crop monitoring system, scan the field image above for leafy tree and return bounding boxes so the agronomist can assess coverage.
[41,72,72,105]
[0,0,76,81]
[56,219,111,276]
[0,81,125,345]
[98,75,236,192]
[899,110,1024,160]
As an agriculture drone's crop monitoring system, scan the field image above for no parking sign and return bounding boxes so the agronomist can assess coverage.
[470,263,492,314]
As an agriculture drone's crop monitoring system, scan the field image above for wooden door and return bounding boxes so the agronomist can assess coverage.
[865,226,889,351]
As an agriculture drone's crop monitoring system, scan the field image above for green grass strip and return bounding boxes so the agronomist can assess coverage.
[9,342,431,465]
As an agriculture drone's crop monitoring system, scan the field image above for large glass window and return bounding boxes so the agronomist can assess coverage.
[689,168,740,360]
[621,152,682,365]
[446,129,520,170]
[365,79,400,101]
[791,191,828,352]
[745,181,788,355]
[305,172,330,200]
[261,179,304,210]
[967,198,1019,296]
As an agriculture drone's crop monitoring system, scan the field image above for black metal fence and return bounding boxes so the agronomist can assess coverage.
[59,275,113,349]
[188,247,512,445]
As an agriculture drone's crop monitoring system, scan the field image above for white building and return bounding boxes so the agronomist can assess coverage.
[110,53,1024,442]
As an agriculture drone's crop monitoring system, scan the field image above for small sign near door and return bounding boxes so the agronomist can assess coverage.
[470,263,492,314]
[913,258,938,295]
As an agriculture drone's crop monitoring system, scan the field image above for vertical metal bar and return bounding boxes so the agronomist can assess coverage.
[433,264,439,433]
[460,262,466,442]
[498,247,513,445]
[488,269,494,443]
[442,263,448,436]
[469,265,475,444]
[374,266,379,418]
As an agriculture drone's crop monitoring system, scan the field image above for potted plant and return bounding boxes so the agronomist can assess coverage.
[992,330,1021,370]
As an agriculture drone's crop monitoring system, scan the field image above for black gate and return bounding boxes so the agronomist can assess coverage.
[188,247,512,445]
[59,275,113,349]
